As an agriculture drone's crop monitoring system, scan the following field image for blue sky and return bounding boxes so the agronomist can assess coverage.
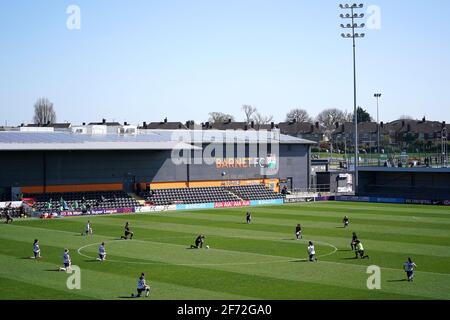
[1,0,449,126]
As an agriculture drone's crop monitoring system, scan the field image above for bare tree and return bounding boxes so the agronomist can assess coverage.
[316,108,349,139]
[208,112,235,123]
[33,98,56,125]
[253,112,274,125]
[242,105,257,124]
[286,108,312,123]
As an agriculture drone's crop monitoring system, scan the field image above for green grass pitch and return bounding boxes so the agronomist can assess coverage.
[0,201,449,300]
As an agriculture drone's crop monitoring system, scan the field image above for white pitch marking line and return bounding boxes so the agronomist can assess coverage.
[77,239,338,267]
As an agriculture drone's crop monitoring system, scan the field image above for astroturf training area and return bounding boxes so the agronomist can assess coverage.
[0,201,449,300]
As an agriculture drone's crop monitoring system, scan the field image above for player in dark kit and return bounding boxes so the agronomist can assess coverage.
[246,212,252,224]
[3,207,13,224]
[295,224,302,240]
[121,222,134,240]
[351,232,358,251]
[190,234,205,249]
[343,216,349,228]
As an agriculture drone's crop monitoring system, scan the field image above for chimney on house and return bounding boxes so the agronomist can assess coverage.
[271,122,275,129]
[102,118,106,124]
[228,118,232,124]
[124,121,128,126]
[143,121,147,128]
[164,117,168,123]
[82,122,86,126]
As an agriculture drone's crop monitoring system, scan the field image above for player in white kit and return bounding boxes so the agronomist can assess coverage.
[98,242,106,261]
[32,239,41,259]
[84,220,93,236]
[308,241,318,262]
[132,273,150,297]
[59,249,72,272]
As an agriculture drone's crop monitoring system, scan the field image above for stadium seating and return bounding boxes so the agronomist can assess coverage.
[227,185,284,201]
[25,190,141,213]
[140,187,241,205]
[140,185,283,205]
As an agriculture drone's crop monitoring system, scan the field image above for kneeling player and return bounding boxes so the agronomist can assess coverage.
[355,240,369,259]
[307,241,318,262]
[32,239,41,259]
[343,216,349,228]
[4,210,13,224]
[295,224,302,240]
[59,249,72,271]
[403,257,417,282]
[132,273,150,298]
[351,232,358,251]
[190,234,205,249]
[121,222,134,240]
[98,242,106,261]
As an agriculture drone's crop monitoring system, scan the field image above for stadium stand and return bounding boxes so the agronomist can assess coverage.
[227,185,285,200]
[140,187,241,205]
[140,185,283,205]
[25,190,141,213]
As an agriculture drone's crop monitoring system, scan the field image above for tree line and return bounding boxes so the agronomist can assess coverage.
[30,97,408,129]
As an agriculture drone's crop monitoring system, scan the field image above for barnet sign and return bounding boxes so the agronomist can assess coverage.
[216,156,277,169]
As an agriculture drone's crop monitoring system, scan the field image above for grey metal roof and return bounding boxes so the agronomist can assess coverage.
[148,130,316,145]
[0,129,315,151]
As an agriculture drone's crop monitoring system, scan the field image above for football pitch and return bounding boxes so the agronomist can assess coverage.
[1,201,449,300]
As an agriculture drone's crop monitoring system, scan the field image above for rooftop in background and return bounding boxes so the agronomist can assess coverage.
[24,123,71,129]
[0,128,316,151]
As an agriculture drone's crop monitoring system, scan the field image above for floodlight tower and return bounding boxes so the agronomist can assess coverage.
[442,127,448,167]
[339,3,366,192]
